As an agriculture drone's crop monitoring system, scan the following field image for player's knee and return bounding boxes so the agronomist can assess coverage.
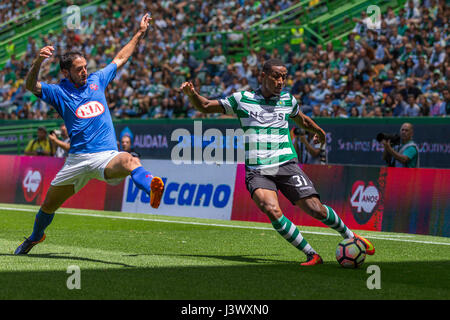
[260,201,282,220]
[121,153,140,171]
[129,155,141,168]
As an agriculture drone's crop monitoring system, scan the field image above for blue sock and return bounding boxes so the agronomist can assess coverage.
[29,209,55,241]
[130,166,152,195]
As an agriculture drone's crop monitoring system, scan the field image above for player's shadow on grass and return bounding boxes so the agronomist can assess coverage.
[2,261,449,299]
[123,252,295,264]
[0,252,135,268]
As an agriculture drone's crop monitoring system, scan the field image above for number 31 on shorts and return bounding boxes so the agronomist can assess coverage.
[292,175,309,187]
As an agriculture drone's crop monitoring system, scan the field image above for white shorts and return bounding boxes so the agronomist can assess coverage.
[51,150,126,193]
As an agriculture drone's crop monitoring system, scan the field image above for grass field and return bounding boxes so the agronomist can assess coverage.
[1,203,449,300]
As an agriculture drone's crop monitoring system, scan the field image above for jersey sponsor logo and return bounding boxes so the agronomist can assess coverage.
[350,181,380,225]
[249,110,286,123]
[75,101,105,119]
[22,168,42,202]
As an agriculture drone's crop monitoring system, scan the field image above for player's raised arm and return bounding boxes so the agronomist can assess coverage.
[292,111,326,145]
[25,46,54,96]
[112,13,151,69]
[180,81,224,114]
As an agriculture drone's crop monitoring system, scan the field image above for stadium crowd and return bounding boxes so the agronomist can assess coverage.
[0,0,449,120]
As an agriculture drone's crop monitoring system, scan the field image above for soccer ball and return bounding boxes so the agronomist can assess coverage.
[335,238,366,268]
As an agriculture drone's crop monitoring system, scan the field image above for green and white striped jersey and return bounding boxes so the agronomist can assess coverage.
[220,89,300,169]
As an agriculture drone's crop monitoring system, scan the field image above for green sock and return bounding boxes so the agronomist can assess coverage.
[321,205,354,239]
[271,215,316,256]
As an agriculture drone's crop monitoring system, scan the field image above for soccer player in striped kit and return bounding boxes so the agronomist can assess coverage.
[180,59,375,265]
[15,14,164,255]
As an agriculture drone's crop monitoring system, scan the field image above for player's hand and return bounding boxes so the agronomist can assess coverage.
[37,46,54,63]
[180,82,196,97]
[139,13,152,33]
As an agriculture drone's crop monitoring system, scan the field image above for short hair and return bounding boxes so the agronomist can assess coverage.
[262,58,285,74]
[59,51,86,71]
[121,134,132,142]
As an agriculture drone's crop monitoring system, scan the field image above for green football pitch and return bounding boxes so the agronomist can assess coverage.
[1,203,449,300]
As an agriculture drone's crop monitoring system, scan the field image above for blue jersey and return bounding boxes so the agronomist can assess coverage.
[40,63,118,154]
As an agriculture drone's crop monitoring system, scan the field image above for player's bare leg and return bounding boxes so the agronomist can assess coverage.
[252,189,322,266]
[104,152,142,179]
[295,196,375,255]
[251,189,283,220]
[41,184,76,213]
[14,184,75,255]
[105,152,164,208]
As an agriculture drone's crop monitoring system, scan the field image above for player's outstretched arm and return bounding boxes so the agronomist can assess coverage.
[112,13,151,69]
[25,46,54,96]
[292,112,326,145]
[180,81,224,114]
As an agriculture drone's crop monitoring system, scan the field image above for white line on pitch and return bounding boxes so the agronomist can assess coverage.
[2,206,450,247]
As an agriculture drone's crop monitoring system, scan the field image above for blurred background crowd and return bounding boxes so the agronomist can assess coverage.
[0,0,449,120]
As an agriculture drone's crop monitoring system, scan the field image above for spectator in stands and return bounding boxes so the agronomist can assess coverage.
[311,80,331,105]
[429,92,446,116]
[293,129,327,165]
[404,94,421,116]
[120,134,140,158]
[429,43,446,68]
[49,124,70,158]
[382,122,419,168]
[411,56,429,79]
[2,0,449,121]
[24,126,54,156]
[443,88,450,115]
[393,92,408,116]
[400,78,423,100]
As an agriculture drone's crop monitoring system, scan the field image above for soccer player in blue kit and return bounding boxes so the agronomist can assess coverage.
[15,14,164,254]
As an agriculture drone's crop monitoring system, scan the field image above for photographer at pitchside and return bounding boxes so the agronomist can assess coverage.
[380,122,419,168]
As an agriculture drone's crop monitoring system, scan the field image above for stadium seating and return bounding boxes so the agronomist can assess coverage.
[0,0,448,126]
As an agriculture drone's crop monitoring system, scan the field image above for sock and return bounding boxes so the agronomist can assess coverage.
[29,209,55,241]
[321,205,354,239]
[130,166,153,195]
[271,215,316,256]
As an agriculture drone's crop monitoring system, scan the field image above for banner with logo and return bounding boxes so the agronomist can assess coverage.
[382,167,450,237]
[0,155,124,211]
[114,119,242,161]
[121,160,237,220]
[319,121,450,169]
[1,155,448,237]
[112,118,450,169]
[230,164,385,231]
[230,163,449,237]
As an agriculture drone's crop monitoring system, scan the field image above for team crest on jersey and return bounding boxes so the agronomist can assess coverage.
[90,83,99,91]
[76,101,105,118]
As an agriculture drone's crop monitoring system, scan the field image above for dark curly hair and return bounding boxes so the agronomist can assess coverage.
[59,51,86,71]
